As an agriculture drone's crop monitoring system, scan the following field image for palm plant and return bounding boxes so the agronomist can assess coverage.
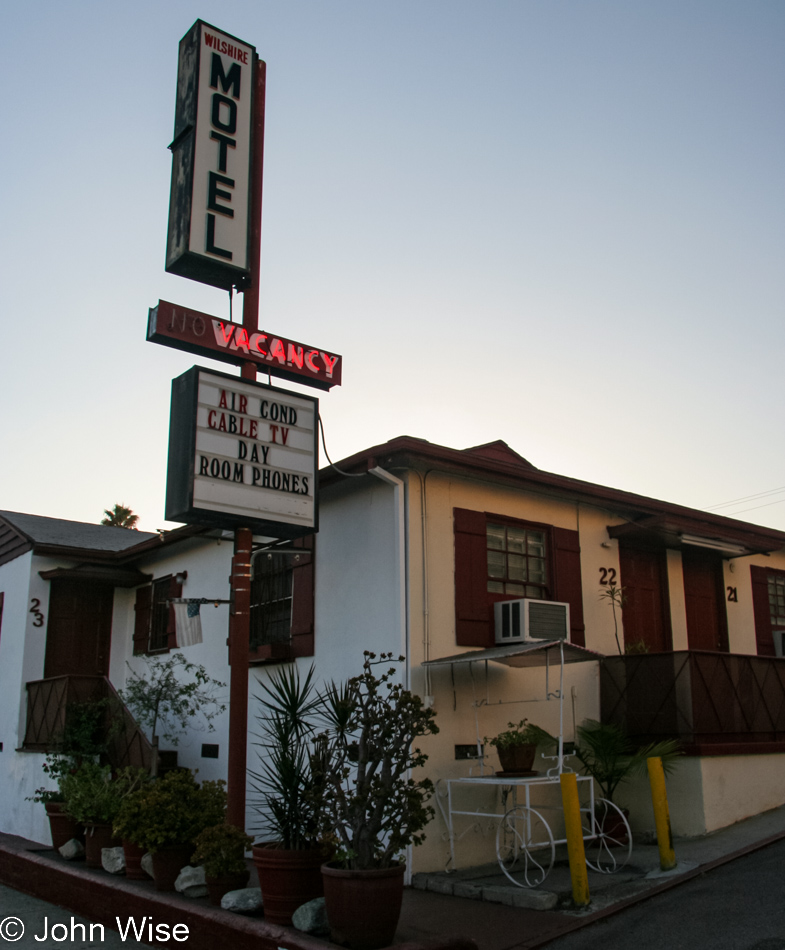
[574,719,681,805]
[101,504,139,529]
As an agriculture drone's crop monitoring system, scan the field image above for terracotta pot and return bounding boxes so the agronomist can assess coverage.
[205,869,250,906]
[150,844,194,891]
[84,823,121,869]
[45,803,83,853]
[497,743,537,773]
[321,862,405,950]
[122,839,149,880]
[596,806,630,847]
[252,843,327,926]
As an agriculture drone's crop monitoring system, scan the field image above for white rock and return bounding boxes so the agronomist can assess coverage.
[175,865,208,898]
[221,887,263,914]
[141,853,154,878]
[59,839,85,861]
[292,897,328,935]
[102,847,126,875]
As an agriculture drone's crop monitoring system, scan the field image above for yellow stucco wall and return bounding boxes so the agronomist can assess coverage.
[406,472,608,872]
[403,469,785,872]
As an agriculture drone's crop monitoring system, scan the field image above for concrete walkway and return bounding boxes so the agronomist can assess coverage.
[2,805,785,950]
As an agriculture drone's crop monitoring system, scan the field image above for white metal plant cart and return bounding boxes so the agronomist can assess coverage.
[423,641,633,888]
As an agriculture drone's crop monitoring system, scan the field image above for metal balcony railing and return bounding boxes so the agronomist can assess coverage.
[601,651,785,755]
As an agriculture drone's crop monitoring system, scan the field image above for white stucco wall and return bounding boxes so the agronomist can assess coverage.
[117,537,234,785]
[0,552,52,844]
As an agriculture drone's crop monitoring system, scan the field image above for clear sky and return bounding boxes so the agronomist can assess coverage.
[1,1,783,532]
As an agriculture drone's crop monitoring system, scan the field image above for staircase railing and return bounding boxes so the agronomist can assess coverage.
[24,675,154,771]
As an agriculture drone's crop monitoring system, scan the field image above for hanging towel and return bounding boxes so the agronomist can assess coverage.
[174,600,203,647]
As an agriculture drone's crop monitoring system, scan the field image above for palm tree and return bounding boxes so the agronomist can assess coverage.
[101,504,139,530]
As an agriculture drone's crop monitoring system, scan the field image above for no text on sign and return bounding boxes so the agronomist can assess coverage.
[148,300,342,390]
[166,366,318,538]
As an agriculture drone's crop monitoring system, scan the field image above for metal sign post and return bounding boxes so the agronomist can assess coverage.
[225,56,266,830]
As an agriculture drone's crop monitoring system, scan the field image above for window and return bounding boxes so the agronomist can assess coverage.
[250,554,293,649]
[486,523,548,599]
[768,574,785,629]
[751,565,785,656]
[133,575,181,655]
[453,508,584,648]
[248,536,315,663]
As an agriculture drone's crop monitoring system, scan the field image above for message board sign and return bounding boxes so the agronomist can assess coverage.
[148,300,342,390]
[166,367,318,538]
[166,21,257,290]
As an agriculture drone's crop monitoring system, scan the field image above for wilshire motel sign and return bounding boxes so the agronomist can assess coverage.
[147,20,342,826]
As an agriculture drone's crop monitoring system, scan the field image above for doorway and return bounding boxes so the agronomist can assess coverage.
[682,547,728,652]
[43,579,114,679]
[618,544,672,653]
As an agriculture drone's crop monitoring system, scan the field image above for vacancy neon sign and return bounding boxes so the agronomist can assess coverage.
[147,300,342,390]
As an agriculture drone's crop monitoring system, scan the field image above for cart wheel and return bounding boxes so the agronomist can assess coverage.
[496,805,555,888]
[583,798,632,873]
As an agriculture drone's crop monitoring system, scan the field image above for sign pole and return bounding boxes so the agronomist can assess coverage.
[226,56,266,830]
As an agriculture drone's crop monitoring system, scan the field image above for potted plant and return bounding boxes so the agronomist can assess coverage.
[192,823,253,905]
[573,719,681,842]
[113,769,226,890]
[484,719,550,774]
[28,698,114,851]
[29,754,83,851]
[61,764,147,868]
[119,653,226,777]
[248,664,334,926]
[315,652,439,950]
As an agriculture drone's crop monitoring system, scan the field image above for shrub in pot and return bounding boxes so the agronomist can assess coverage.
[248,664,334,926]
[315,652,439,950]
[192,823,253,905]
[119,653,226,777]
[484,719,549,774]
[113,770,226,890]
[61,764,147,868]
[28,699,114,851]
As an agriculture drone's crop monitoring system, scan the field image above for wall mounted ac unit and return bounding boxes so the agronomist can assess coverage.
[494,598,571,645]
[773,630,785,658]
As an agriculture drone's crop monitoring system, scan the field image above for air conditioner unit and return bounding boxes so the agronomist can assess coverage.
[773,630,785,658]
[494,598,571,645]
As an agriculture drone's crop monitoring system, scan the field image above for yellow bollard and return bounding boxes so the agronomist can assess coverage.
[647,756,677,871]
[560,772,591,906]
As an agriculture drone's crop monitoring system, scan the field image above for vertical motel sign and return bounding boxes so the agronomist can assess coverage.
[166,21,255,290]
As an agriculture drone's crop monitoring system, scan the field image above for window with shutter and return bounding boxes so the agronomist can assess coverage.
[453,508,584,648]
[751,565,785,656]
[133,575,182,655]
[249,536,315,662]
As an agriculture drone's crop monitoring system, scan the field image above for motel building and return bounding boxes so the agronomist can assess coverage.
[2,434,785,875]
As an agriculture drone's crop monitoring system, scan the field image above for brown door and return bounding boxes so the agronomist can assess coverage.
[44,579,114,678]
[618,544,672,652]
[682,548,728,652]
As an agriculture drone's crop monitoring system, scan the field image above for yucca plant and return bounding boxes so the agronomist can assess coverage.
[248,664,330,849]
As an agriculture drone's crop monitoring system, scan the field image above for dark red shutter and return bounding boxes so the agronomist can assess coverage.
[751,565,774,656]
[166,576,183,650]
[552,527,585,647]
[454,508,493,647]
[133,585,152,655]
[291,535,315,657]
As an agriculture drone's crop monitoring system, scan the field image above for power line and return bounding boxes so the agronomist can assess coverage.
[711,497,785,518]
[704,486,785,511]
